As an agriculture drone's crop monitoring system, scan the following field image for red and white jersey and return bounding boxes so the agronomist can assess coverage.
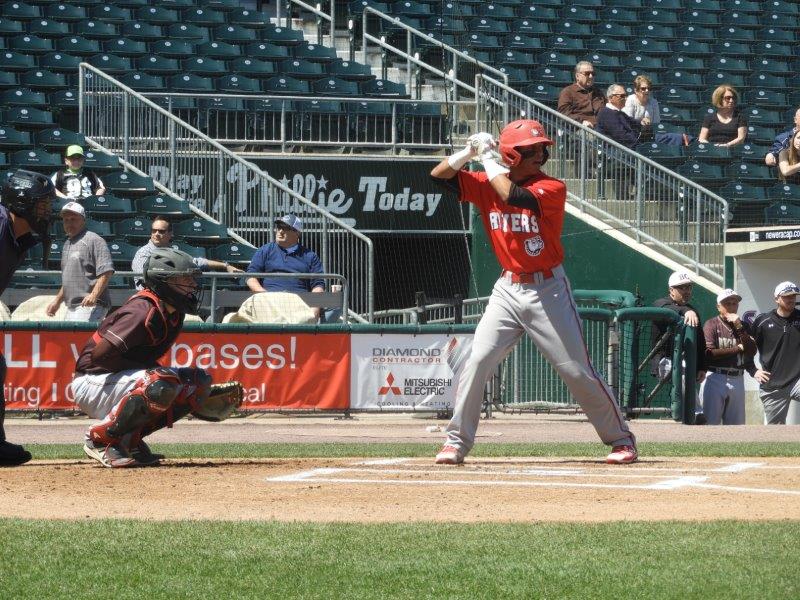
[457,170,566,273]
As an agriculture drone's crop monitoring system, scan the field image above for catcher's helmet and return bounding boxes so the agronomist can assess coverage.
[1,169,55,237]
[143,248,203,314]
[498,119,554,167]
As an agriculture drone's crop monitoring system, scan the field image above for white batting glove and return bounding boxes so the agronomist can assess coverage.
[448,132,496,170]
[467,132,497,156]
[482,154,509,181]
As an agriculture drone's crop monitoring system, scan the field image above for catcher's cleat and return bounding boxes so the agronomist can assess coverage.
[131,440,164,466]
[0,440,32,466]
[435,444,464,465]
[83,439,136,468]
[606,444,638,465]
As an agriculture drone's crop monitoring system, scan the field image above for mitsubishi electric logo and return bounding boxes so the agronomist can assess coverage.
[378,373,402,396]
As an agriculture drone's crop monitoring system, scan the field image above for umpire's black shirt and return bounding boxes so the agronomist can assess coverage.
[749,309,800,391]
[0,204,38,295]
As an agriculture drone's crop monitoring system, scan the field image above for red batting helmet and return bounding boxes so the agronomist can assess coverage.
[498,119,554,167]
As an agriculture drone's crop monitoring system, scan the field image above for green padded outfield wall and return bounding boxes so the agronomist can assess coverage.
[469,207,717,319]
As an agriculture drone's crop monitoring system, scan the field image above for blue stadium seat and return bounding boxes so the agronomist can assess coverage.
[293,43,339,64]
[506,34,544,54]
[687,142,732,164]
[551,21,594,39]
[633,24,675,40]
[113,217,151,242]
[361,79,408,98]
[173,218,230,245]
[521,82,561,107]
[313,77,359,97]
[167,23,210,42]
[121,22,163,42]
[118,72,165,92]
[90,5,131,23]
[548,36,585,52]
[34,127,84,151]
[104,37,148,58]
[325,59,373,82]
[55,35,100,57]
[136,55,181,76]
[39,52,81,74]
[135,6,178,25]
[746,72,787,90]
[263,76,309,95]
[586,38,629,56]
[102,171,155,196]
[207,242,255,267]
[669,40,712,58]
[511,19,551,36]
[0,19,25,35]
[767,183,800,202]
[10,34,53,55]
[261,26,305,47]
[169,73,214,93]
[82,194,134,221]
[197,41,241,60]
[10,148,61,171]
[0,87,47,108]
[230,57,275,79]
[74,21,118,41]
[137,194,193,217]
[635,142,685,167]
[213,24,257,44]
[28,19,70,39]
[0,126,32,150]
[279,58,324,80]
[764,201,800,225]
[664,56,706,72]
[82,149,119,172]
[1,3,40,21]
[183,56,226,77]
[676,161,725,187]
[726,162,773,184]
[152,40,197,60]
[1,106,54,130]
[87,54,132,75]
[215,74,261,94]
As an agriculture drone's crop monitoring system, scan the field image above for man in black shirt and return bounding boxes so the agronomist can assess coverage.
[748,281,800,424]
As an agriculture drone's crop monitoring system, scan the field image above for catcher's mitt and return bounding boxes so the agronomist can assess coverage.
[191,381,243,422]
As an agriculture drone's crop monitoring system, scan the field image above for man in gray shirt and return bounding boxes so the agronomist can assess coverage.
[131,216,241,290]
[46,201,114,321]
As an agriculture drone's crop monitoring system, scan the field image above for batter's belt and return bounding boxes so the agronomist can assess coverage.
[501,267,556,284]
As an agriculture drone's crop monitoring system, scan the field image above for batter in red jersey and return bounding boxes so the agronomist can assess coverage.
[430,119,637,465]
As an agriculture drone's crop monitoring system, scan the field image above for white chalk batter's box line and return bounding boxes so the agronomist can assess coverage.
[266,459,800,496]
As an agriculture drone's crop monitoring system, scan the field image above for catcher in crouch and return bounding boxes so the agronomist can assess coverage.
[70,248,242,467]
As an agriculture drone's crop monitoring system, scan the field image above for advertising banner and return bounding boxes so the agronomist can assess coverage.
[2,330,349,411]
[349,333,473,411]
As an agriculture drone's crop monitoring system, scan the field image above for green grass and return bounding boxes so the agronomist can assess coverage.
[26,441,800,460]
[1,520,799,599]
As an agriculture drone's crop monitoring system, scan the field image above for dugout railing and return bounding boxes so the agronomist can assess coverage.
[78,63,376,320]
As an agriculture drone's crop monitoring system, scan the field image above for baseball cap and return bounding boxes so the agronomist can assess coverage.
[716,288,741,304]
[65,145,84,157]
[773,281,800,297]
[275,214,302,232]
[668,271,692,288]
[60,201,85,217]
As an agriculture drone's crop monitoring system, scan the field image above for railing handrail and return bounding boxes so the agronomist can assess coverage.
[476,74,730,211]
[139,92,472,106]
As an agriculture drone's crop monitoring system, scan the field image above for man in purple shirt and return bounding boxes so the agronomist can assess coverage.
[0,170,56,465]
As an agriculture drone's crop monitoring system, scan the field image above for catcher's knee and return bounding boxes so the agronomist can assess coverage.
[175,367,212,403]
[92,394,150,444]
[141,367,182,412]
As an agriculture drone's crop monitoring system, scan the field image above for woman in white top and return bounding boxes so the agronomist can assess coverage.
[623,75,689,146]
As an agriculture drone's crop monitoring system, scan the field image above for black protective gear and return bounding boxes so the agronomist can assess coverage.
[143,247,203,314]
[1,169,55,266]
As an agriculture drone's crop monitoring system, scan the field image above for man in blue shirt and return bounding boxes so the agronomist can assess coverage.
[246,214,327,319]
[0,170,56,465]
[765,107,800,167]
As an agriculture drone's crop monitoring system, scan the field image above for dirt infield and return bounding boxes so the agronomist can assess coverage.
[2,456,800,522]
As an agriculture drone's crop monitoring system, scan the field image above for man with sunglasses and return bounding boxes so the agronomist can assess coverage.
[429,120,637,465]
[131,216,242,290]
[652,271,708,423]
[596,84,642,149]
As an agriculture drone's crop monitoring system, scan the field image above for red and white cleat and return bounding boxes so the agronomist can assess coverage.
[435,444,464,465]
[606,445,638,465]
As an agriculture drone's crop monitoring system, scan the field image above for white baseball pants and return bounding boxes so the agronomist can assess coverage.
[70,369,146,420]
[444,268,635,454]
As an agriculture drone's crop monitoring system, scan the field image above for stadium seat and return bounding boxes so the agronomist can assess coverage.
[313,77,359,97]
[629,39,672,56]
[34,127,84,151]
[1,106,54,130]
[687,142,732,164]
[721,12,760,29]
[635,142,685,167]
[0,19,24,35]
[28,19,70,39]
[296,100,347,146]
[215,74,261,94]
[227,7,271,28]
[671,40,713,58]
[521,83,563,108]
[121,22,163,42]
[640,8,679,24]
[767,183,800,203]
[278,58,324,80]
[226,57,273,80]
[528,66,573,87]
[135,6,178,25]
[9,148,58,171]
[743,107,784,128]
[753,58,791,76]
[423,16,463,35]
[466,17,509,35]
[167,23,210,42]
[136,55,181,76]
[752,41,792,58]
[104,37,149,58]
[714,57,751,74]
[213,24,257,45]
[38,52,81,74]
[90,5,131,23]
[1,3,40,21]
[55,36,100,56]
[159,0,198,8]
[205,0,241,11]
[537,50,582,70]
[82,149,120,172]
[757,28,796,43]
[244,42,289,61]
[722,26,757,42]
[551,21,594,39]
[594,22,634,40]
[548,37,586,52]
[182,8,227,27]
[293,43,339,64]
[764,202,800,225]
[197,41,241,60]
[84,54,131,75]
[659,106,694,126]
[10,34,53,55]
[326,59,373,82]
[497,49,535,69]
[169,73,214,93]
[207,242,255,267]
[511,19,551,36]
[623,55,665,73]
[137,194,193,217]
[633,24,675,40]
[661,71,705,89]
[0,87,47,108]
[598,7,639,24]
[726,162,773,184]
[361,79,408,98]
[20,69,65,92]
[119,72,165,93]
[745,125,777,145]
[102,171,155,196]
[346,0,391,19]
[183,57,227,77]
[676,161,725,187]
[0,72,18,90]
[746,72,787,90]
[74,21,118,41]
[0,126,32,150]
[559,6,599,23]
[169,241,206,260]
[113,217,151,241]
[82,194,134,221]
[504,34,544,55]
[661,87,701,107]
[0,50,36,72]
[263,76,308,95]
[664,56,706,72]
[172,218,230,244]
[735,142,769,163]
[261,26,305,47]
[677,24,718,42]
[719,181,768,203]
[51,217,112,238]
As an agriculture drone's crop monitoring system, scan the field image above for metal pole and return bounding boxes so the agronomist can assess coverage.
[168,117,176,191]
[406,29,412,95]
[330,0,336,48]
[78,64,85,135]
[348,19,355,62]
[123,93,130,165]
[316,3,323,45]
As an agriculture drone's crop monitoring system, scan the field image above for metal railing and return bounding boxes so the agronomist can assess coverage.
[475,75,728,285]
[137,93,465,155]
[78,63,375,319]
